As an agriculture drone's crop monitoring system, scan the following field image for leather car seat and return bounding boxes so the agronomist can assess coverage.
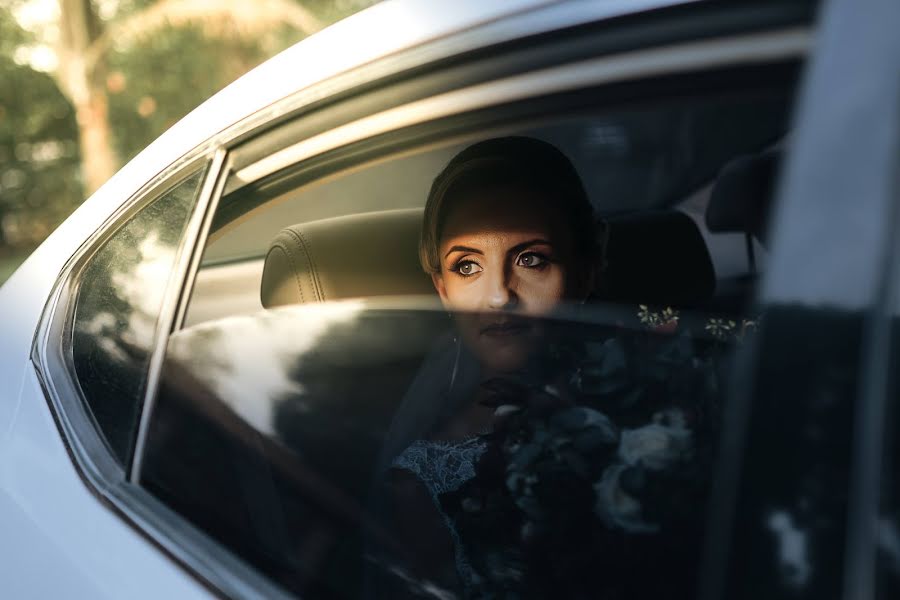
[261,208,435,308]
[702,148,782,312]
[593,210,715,308]
[261,206,715,311]
[705,149,780,245]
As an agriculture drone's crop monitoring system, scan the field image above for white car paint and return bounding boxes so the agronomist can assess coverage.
[0,368,209,599]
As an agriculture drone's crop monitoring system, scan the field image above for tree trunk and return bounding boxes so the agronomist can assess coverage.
[72,75,116,195]
[53,0,327,196]
[56,0,117,195]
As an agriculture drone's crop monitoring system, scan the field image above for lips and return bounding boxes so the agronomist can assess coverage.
[480,319,531,337]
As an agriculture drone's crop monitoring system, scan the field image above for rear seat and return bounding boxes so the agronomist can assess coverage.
[260,206,717,317]
[594,210,715,310]
[703,148,781,314]
[260,207,434,308]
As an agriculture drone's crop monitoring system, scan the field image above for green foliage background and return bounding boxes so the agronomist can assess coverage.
[0,7,82,248]
[0,0,377,278]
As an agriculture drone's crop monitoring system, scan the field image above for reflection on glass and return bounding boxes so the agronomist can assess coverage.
[71,169,204,464]
[878,333,900,600]
[164,300,368,434]
[143,300,747,599]
[878,517,900,575]
[766,509,812,588]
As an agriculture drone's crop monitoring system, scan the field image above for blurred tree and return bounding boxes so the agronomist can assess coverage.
[0,0,378,254]
[57,0,116,195]
[103,9,312,163]
[56,0,325,194]
[0,7,82,247]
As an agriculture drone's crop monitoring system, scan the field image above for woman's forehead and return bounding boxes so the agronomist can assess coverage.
[440,187,567,244]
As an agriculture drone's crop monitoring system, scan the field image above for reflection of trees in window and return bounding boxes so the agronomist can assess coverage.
[157,305,448,499]
[71,169,202,464]
[145,305,452,596]
[161,303,441,452]
[146,306,742,598]
[164,301,369,435]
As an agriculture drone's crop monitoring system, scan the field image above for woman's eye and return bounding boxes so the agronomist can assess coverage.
[455,260,483,276]
[517,252,547,268]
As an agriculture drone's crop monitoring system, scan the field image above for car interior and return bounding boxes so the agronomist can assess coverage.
[183,93,786,329]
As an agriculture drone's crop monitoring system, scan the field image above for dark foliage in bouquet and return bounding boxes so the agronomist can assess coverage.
[438,314,740,599]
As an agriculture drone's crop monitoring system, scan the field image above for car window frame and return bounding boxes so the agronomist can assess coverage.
[32,151,218,477]
[28,149,269,599]
[159,37,809,599]
[30,4,816,597]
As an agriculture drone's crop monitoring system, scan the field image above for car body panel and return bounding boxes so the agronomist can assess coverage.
[0,367,209,598]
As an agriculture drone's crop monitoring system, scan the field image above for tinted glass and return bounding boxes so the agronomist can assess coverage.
[876,320,900,600]
[142,300,749,598]
[202,88,793,265]
[71,168,204,464]
[714,306,860,600]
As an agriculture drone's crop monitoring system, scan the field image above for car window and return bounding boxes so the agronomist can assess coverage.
[201,95,790,266]
[132,61,803,598]
[183,90,792,327]
[71,167,205,464]
[142,301,748,598]
[876,351,899,599]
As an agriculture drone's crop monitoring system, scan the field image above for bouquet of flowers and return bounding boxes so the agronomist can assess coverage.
[438,309,745,599]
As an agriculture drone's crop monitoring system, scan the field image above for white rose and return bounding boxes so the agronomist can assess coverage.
[593,464,658,533]
[618,415,692,470]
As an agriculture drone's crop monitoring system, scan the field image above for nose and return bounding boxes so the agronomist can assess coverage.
[485,267,517,309]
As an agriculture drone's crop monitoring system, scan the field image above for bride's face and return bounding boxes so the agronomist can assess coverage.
[431,185,577,373]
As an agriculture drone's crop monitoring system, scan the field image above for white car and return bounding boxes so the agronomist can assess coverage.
[2,0,898,598]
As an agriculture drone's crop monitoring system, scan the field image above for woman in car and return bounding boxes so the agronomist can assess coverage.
[379,137,714,599]
[378,136,597,594]
[420,136,598,373]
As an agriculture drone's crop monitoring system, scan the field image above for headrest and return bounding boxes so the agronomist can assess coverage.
[261,208,435,308]
[706,149,780,242]
[594,210,715,308]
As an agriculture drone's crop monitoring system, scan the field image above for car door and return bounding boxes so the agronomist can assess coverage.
[0,158,218,599]
[701,1,900,600]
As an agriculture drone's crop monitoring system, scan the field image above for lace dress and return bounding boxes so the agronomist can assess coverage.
[392,437,488,594]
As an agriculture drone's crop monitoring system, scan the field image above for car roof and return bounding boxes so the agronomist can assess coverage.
[17,0,696,297]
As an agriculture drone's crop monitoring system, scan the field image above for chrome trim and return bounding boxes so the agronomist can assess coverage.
[130,147,228,483]
[31,272,123,483]
[234,28,811,187]
[170,155,234,333]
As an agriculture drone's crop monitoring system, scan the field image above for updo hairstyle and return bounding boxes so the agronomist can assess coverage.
[419,136,597,286]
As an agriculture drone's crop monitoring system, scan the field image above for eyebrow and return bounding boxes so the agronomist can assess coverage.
[507,238,553,255]
[444,245,484,258]
[443,239,553,259]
